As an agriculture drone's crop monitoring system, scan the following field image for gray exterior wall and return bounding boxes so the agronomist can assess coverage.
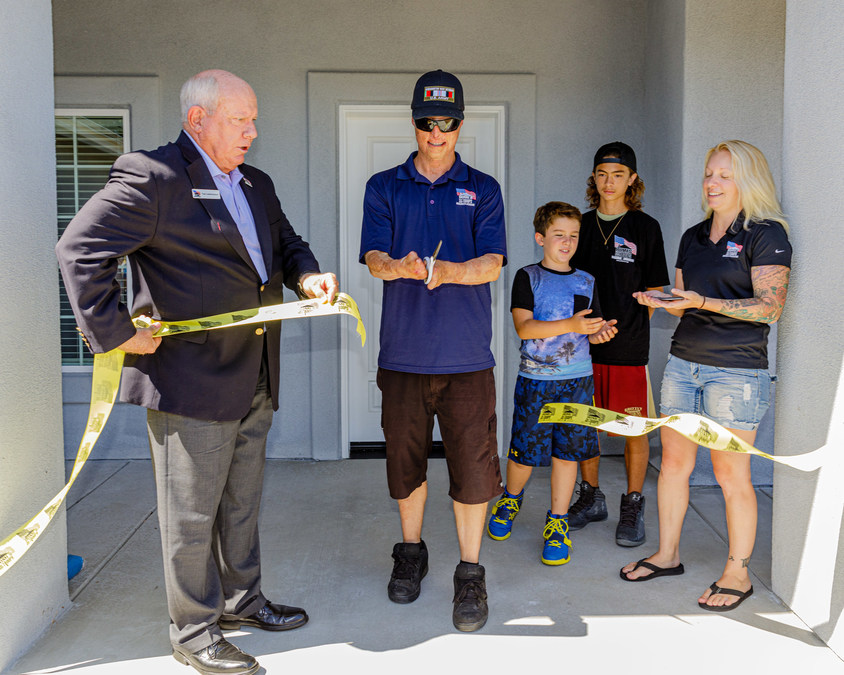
[49,1,788,468]
[51,0,652,460]
[642,0,686,463]
[0,1,68,671]
[2,0,843,666]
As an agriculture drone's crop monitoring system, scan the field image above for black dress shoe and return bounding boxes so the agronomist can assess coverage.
[173,638,259,675]
[219,600,308,631]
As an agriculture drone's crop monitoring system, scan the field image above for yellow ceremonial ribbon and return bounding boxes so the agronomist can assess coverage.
[0,293,365,578]
[539,403,831,472]
[136,292,366,345]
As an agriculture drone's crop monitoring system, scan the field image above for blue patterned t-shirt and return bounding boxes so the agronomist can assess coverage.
[510,263,601,380]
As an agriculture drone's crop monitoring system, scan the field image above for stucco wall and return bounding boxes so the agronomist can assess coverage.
[0,0,69,670]
[51,0,651,458]
[776,0,844,657]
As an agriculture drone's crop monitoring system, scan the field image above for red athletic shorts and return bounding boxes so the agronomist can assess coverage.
[592,364,654,435]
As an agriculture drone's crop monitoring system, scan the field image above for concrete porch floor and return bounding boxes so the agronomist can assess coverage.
[7,456,843,674]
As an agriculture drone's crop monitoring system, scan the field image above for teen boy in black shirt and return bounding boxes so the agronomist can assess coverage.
[569,142,669,547]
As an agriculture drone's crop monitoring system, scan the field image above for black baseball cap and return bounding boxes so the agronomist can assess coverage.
[411,70,464,120]
[593,141,637,173]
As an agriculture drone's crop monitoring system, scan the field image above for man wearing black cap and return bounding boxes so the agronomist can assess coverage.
[569,141,669,547]
[359,70,507,631]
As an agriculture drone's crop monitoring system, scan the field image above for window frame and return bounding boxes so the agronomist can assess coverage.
[55,107,131,372]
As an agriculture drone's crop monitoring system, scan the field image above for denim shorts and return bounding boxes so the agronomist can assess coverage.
[660,354,773,431]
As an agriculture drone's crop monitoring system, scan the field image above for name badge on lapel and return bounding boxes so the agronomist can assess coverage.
[192,188,221,199]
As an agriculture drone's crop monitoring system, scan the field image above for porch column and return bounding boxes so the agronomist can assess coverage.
[0,0,68,670]
[774,0,844,657]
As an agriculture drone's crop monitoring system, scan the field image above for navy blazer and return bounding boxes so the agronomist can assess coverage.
[57,131,321,421]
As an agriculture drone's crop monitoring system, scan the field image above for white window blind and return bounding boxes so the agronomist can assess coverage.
[55,110,130,366]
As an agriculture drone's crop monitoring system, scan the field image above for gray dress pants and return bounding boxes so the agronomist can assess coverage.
[147,366,273,652]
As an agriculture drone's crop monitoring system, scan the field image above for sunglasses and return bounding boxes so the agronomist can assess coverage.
[414,117,461,133]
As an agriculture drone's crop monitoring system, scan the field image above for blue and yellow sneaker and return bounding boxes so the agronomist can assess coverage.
[541,511,571,565]
[487,488,523,540]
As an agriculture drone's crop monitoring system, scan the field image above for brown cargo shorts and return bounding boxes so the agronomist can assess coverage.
[377,367,502,504]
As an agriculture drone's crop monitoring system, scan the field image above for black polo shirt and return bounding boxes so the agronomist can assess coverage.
[571,209,669,366]
[670,216,792,369]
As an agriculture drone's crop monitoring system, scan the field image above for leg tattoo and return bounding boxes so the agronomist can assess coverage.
[728,555,751,568]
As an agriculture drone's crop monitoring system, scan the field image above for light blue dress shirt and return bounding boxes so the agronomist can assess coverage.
[187,135,268,283]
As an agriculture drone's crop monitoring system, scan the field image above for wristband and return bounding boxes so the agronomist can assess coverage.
[699,296,706,309]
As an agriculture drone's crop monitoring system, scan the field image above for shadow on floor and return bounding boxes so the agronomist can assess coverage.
[8,456,841,675]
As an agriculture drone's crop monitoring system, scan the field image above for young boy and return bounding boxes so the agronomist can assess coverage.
[487,202,617,565]
[568,142,669,547]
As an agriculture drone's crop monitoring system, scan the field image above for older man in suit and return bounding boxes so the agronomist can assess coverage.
[57,69,337,675]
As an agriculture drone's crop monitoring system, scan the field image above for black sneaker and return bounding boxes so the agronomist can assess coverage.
[567,481,608,531]
[616,492,646,547]
[452,562,488,632]
[388,540,428,603]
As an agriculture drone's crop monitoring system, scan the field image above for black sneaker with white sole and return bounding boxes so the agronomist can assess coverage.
[567,480,608,531]
[388,540,429,603]
[616,492,646,547]
[452,562,488,632]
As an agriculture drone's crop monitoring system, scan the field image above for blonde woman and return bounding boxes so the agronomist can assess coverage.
[620,141,791,612]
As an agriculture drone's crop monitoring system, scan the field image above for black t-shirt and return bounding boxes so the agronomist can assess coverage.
[570,209,669,366]
[670,216,792,369]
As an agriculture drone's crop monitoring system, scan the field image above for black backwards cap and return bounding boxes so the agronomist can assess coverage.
[593,141,637,173]
[411,70,464,120]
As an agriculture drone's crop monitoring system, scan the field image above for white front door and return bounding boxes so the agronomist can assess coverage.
[339,105,506,454]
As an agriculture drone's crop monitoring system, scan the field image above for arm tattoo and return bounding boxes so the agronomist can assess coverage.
[714,265,790,323]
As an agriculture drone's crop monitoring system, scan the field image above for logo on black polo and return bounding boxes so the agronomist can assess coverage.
[723,241,743,258]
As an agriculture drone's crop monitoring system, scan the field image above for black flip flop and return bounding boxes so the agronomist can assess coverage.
[698,582,753,611]
[619,558,685,582]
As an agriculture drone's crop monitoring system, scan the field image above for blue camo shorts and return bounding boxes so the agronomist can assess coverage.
[660,354,773,431]
[508,374,599,466]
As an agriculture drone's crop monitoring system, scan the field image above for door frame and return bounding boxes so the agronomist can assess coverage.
[338,104,507,457]
[307,72,536,460]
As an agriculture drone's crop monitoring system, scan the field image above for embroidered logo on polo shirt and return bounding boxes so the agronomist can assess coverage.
[456,188,477,206]
[723,241,743,258]
[424,86,455,103]
[611,235,637,263]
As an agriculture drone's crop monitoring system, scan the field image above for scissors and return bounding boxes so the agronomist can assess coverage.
[423,240,442,285]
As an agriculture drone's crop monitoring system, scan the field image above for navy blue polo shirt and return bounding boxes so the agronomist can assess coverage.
[359,152,507,373]
[670,215,792,369]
